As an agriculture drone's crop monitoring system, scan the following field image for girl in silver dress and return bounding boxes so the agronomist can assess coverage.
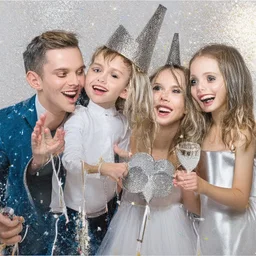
[175,44,256,255]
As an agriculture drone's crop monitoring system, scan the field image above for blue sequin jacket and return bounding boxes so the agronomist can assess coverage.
[0,95,58,255]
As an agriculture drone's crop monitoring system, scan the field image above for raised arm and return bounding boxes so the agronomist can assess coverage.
[28,114,65,174]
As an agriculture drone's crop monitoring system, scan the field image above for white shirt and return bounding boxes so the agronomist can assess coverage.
[35,94,46,118]
[61,101,130,216]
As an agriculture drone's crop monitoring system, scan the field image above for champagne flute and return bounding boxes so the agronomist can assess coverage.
[176,142,201,172]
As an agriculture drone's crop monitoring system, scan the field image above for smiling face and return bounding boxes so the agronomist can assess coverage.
[152,68,186,127]
[189,56,227,115]
[85,52,131,109]
[33,47,85,114]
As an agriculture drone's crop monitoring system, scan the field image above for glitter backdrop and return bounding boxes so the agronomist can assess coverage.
[0,0,256,110]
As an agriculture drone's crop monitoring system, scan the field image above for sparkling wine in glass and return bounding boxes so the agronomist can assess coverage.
[176,142,201,173]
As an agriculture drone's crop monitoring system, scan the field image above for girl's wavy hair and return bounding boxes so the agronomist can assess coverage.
[149,64,198,151]
[187,44,256,148]
[90,46,156,152]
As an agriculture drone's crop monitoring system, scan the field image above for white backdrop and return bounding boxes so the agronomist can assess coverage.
[0,0,255,110]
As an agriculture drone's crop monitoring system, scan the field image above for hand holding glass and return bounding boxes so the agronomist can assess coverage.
[176,142,201,173]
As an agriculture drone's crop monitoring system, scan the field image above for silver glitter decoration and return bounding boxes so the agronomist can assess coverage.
[152,172,173,198]
[166,33,180,66]
[76,210,89,256]
[153,159,174,197]
[142,181,154,203]
[122,166,148,193]
[135,4,167,72]
[128,152,155,175]
[123,153,175,202]
[75,163,89,255]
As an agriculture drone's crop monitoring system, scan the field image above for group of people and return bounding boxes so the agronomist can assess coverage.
[0,4,256,256]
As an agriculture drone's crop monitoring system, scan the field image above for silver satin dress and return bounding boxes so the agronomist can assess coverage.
[198,151,256,255]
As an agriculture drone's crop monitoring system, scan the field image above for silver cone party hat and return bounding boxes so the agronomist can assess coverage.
[105,25,139,68]
[135,4,167,72]
[105,4,167,73]
[166,33,181,66]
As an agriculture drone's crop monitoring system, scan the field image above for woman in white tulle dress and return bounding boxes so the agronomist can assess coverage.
[97,64,198,255]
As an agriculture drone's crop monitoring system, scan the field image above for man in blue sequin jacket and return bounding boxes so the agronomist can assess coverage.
[0,30,86,255]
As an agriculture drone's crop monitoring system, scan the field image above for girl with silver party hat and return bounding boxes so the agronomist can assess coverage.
[97,33,198,256]
[51,4,167,255]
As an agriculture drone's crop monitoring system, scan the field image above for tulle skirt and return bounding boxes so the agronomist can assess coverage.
[97,200,197,255]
